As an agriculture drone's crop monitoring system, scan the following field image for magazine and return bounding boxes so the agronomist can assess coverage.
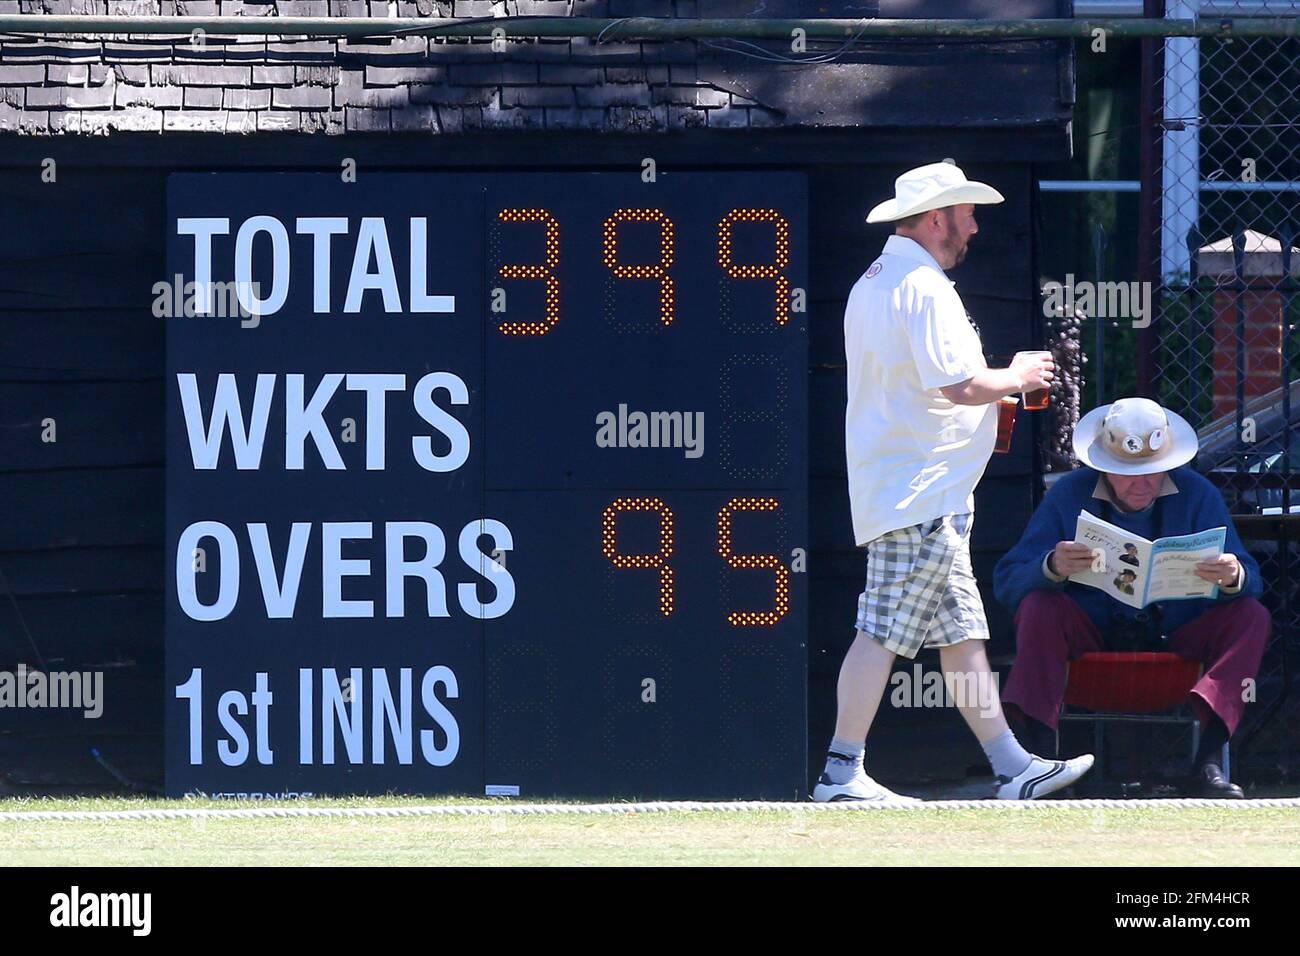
[1067,510,1227,609]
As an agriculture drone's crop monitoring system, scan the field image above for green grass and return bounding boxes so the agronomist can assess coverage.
[2,797,1297,865]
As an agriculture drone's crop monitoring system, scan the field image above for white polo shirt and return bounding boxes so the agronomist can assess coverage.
[844,234,997,546]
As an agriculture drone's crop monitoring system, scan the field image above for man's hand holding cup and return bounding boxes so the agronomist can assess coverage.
[1012,350,1054,410]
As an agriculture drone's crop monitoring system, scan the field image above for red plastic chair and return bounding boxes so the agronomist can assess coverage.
[1060,652,1223,781]
[1064,652,1202,713]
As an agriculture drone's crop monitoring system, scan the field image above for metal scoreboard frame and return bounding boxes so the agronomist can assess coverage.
[163,170,809,799]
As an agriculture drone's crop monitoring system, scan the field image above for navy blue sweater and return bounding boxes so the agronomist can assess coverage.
[993,466,1262,637]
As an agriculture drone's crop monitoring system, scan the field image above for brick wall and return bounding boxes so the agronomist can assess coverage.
[0,0,1070,135]
[0,0,794,134]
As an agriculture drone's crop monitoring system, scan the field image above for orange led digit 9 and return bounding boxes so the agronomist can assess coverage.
[601,497,675,617]
[717,497,789,627]
[717,209,791,326]
[602,208,676,326]
[497,208,560,336]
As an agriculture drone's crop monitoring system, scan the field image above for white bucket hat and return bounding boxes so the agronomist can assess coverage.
[1073,397,1199,476]
[866,161,1005,224]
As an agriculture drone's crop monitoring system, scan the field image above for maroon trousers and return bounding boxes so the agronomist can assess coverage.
[1002,590,1271,735]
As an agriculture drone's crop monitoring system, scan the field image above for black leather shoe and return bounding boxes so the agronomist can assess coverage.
[1189,763,1244,799]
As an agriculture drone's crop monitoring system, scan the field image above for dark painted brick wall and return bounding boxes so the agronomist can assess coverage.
[0,0,1070,136]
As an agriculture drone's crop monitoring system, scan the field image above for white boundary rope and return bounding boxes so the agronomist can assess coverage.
[3,798,1300,821]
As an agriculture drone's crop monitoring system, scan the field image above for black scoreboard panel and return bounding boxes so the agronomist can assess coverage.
[482,174,807,797]
[164,170,807,799]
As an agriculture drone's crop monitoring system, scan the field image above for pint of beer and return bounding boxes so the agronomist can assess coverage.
[1014,350,1053,411]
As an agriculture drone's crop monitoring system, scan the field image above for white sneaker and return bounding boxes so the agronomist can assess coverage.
[995,754,1095,800]
[811,770,922,804]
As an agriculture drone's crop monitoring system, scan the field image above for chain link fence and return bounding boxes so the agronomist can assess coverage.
[1158,5,1299,785]
[1054,5,1300,785]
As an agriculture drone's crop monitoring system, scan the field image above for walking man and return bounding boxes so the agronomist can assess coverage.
[814,161,1095,802]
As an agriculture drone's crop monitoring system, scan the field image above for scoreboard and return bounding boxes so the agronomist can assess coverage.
[164,170,808,799]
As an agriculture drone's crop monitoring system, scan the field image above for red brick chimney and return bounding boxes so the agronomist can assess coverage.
[1198,230,1300,420]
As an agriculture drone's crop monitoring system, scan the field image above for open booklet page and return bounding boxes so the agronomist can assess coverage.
[1067,510,1226,609]
[1146,528,1228,602]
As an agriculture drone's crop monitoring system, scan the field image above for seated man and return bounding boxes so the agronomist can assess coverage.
[994,397,1270,798]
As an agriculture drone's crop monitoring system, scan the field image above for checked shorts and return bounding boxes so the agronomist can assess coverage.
[854,512,990,659]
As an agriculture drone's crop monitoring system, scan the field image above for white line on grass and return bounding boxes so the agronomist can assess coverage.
[3,798,1300,821]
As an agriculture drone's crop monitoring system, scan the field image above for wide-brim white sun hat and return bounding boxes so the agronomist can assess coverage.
[1073,397,1200,476]
[866,161,1006,224]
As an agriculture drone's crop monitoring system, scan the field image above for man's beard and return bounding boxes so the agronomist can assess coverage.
[940,216,968,266]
